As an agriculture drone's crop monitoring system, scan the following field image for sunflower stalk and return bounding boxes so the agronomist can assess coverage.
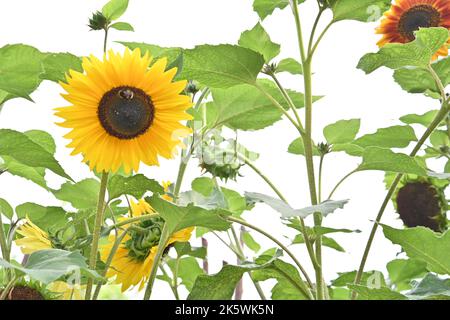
[85,171,109,300]
[352,64,450,299]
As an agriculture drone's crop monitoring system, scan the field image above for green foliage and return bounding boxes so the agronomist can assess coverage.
[0,198,13,220]
[400,110,440,127]
[353,125,417,149]
[348,284,407,300]
[41,53,82,82]
[288,137,320,156]
[252,0,304,20]
[167,257,205,291]
[324,119,360,145]
[15,203,68,231]
[242,231,261,253]
[0,129,71,181]
[358,147,427,175]
[407,273,450,300]
[239,23,280,62]
[276,58,303,75]
[53,179,100,210]
[191,177,215,197]
[358,28,450,73]
[382,225,450,275]
[331,0,391,22]
[109,22,134,31]
[146,195,232,235]
[102,0,129,21]
[0,249,100,284]
[180,44,265,88]
[107,174,163,201]
[387,259,428,291]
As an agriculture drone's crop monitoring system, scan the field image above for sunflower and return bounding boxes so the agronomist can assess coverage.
[391,176,448,232]
[377,0,450,59]
[55,48,192,174]
[100,198,193,292]
[15,219,52,254]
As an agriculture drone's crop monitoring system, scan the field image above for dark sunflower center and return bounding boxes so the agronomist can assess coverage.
[398,5,441,41]
[98,86,154,140]
[396,182,443,232]
[124,216,164,262]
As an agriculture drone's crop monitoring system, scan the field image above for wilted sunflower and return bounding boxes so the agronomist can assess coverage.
[393,177,448,232]
[377,0,450,59]
[100,199,193,292]
[15,219,52,254]
[55,48,192,174]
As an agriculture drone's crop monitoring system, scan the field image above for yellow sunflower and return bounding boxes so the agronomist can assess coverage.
[55,48,192,174]
[377,0,450,59]
[15,219,52,254]
[100,198,193,292]
[48,281,84,300]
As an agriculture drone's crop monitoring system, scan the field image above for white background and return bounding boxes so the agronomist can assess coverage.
[0,0,441,299]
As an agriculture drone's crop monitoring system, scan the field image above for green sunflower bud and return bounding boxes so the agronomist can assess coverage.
[88,11,110,31]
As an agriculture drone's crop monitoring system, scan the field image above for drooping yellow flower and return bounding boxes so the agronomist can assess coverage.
[377,0,450,59]
[15,219,52,254]
[100,199,193,292]
[48,281,84,300]
[55,48,192,174]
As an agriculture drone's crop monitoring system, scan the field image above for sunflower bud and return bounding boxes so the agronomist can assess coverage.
[185,80,200,96]
[317,142,331,156]
[262,63,277,75]
[88,11,110,31]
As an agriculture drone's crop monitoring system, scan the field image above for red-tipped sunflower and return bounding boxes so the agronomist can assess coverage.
[377,0,450,59]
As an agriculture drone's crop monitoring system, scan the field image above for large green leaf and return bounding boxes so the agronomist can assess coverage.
[252,0,304,20]
[102,0,129,21]
[53,179,100,210]
[238,22,280,62]
[40,52,82,82]
[348,284,407,300]
[400,110,439,127]
[107,174,163,201]
[15,203,68,231]
[382,225,450,275]
[331,0,391,22]
[0,44,43,100]
[167,257,205,291]
[180,44,264,88]
[357,147,427,175]
[358,28,449,74]
[146,195,231,235]
[276,58,303,75]
[387,259,428,291]
[0,129,71,181]
[324,119,361,144]
[0,249,100,284]
[407,273,450,300]
[353,125,417,149]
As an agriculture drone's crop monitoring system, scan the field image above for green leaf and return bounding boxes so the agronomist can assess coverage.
[353,125,417,149]
[0,198,13,219]
[191,177,215,197]
[242,231,261,253]
[293,234,345,252]
[168,256,205,291]
[313,226,361,236]
[53,179,100,210]
[332,270,386,287]
[0,44,43,100]
[109,22,134,31]
[146,195,231,235]
[288,137,320,156]
[407,273,450,300]
[221,187,247,215]
[107,174,163,201]
[400,110,439,127]
[252,0,304,20]
[238,23,280,62]
[41,52,82,82]
[0,129,71,181]
[15,203,68,231]
[174,242,207,259]
[180,44,264,88]
[102,0,129,21]
[0,249,100,284]
[331,0,391,22]
[188,264,248,300]
[382,225,450,275]
[358,147,427,175]
[348,284,407,300]
[357,28,450,73]
[245,192,348,218]
[387,259,428,291]
[324,119,361,144]
[276,58,303,75]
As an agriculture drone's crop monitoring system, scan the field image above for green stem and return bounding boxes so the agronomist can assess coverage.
[0,213,10,263]
[92,227,130,300]
[143,223,170,300]
[352,69,449,298]
[173,155,189,200]
[290,0,307,63]
[307,7,325,54]
[103,28,109,53]
[160,265,180,300]
[0,276,17,300]
[308,22,333,60]
[225,216,314,298]
[85,171,109,300]
[171,258,181,300]
[318,155,325,203]
[327,169,358,200]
